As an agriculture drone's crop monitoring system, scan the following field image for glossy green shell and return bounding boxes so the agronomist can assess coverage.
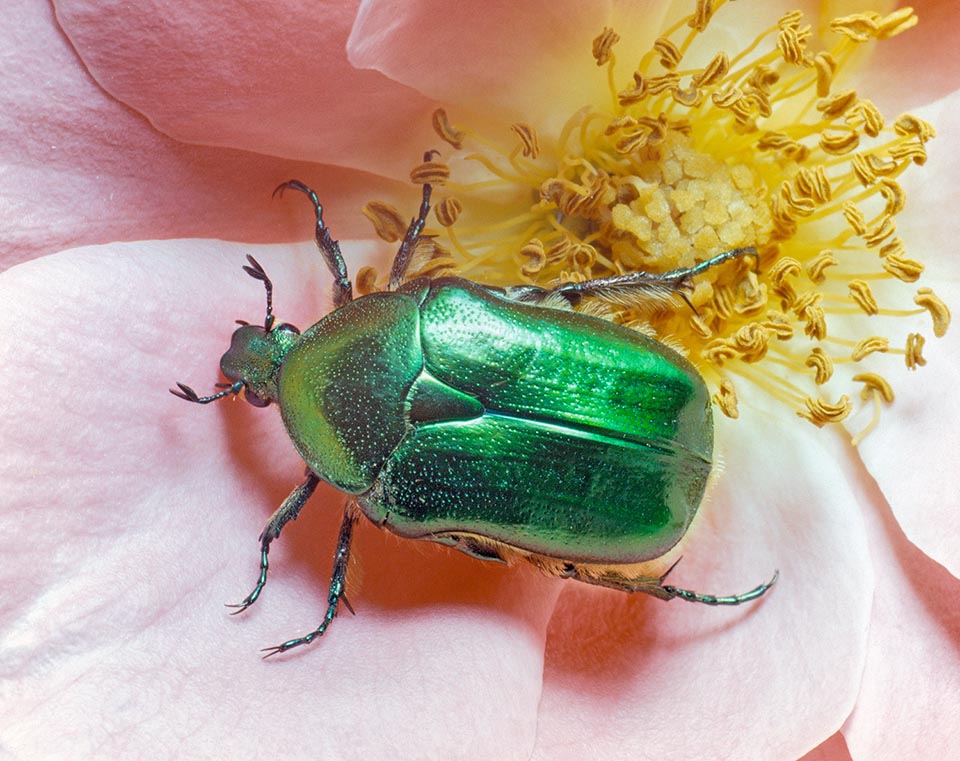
[278,277,713,565]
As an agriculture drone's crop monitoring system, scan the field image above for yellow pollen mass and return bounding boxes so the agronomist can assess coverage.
[365,0,949,443]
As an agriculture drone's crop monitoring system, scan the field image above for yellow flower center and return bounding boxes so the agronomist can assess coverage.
[363,1,949,443]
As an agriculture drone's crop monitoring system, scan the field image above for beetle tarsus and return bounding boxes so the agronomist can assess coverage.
[261,500,359,658]
[662,569,780,606]
[169,380,243,404]
[274,179,353,308]
[241,255,275,331]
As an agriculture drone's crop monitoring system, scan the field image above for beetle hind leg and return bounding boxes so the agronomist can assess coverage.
[261,499,360,658]
[561,558,778,606]
[226,472,321,614]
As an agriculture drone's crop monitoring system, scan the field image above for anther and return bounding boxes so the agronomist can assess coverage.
[511,123,541,159]
[853,373,894,403]
[692,53,729,88]
[805,348,834,384]
[434,197,462,227]
[592,27,620,66]
[410,160,450,185]
[848,280,878,315]
[820,130,860,156]
[798,396,852,426]
[432,108,465,149]
[851,336,889,361]
[362,200,407,242]
[905,333,926,369]
[713,379,739,418]
[914,288,950,337]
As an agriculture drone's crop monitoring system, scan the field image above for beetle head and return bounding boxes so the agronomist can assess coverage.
[219,322,300,407]
[170,255,300,407]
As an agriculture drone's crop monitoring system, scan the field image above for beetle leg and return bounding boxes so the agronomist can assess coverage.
[659,569,779,605]
[226,472,321,614]
[274,180,353,308]
[388,151,436,290]
[498,246,758,309]
[564,561,779,606]
[261,499,360,658]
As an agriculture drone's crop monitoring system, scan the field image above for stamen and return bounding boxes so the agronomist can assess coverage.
[798,396,853,426]
[520,239,547,277]
[362,200,406,242]
[805,348,834,384]
[395,3,942,442]
[410,159,450,185]
[653,37,682,70]
[894,114,936,141]
[355,266,381,296]
[713,379,740,419]
[432,108,465,149]
[850,372,895,445]
[854,372,895,403]
[511,123,541,159]
[813,52,836,97]
[905,333,926,369]
[435,197,463,227]
[851,336,889,361]
[848,280,878,315]
[692,52,730,88]
[806,251,838,283]
[592,27,620,66]
[914,288,951,337]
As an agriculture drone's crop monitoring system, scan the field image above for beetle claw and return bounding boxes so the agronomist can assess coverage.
[339,593,356,616]
[169,382,199,402]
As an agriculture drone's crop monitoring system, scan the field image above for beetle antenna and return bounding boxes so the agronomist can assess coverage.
[170,380,243,404]
[242,255,275,331]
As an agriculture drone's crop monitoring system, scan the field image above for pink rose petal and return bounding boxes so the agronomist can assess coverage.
[3,0,403,269]
[531,414,873,760]
[350,0,618,127]
[800,732,854,761]
[0,243,560,758]
[54,0,438,177]
[841,468,960,758]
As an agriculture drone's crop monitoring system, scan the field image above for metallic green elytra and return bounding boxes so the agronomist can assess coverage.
[172,167,777,657]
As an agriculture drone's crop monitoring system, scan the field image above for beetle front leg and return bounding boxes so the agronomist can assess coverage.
[226,472,321,614]
[261,499,360,658]
[274,180,353,308]
[388,151,435,289]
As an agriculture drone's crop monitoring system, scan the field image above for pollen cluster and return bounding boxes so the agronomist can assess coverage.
[362,0,949,441]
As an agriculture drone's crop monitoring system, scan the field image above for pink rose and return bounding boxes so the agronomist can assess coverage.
[2,1,957,759]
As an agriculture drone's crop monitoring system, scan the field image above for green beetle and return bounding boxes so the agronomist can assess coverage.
[173,164,776,656]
